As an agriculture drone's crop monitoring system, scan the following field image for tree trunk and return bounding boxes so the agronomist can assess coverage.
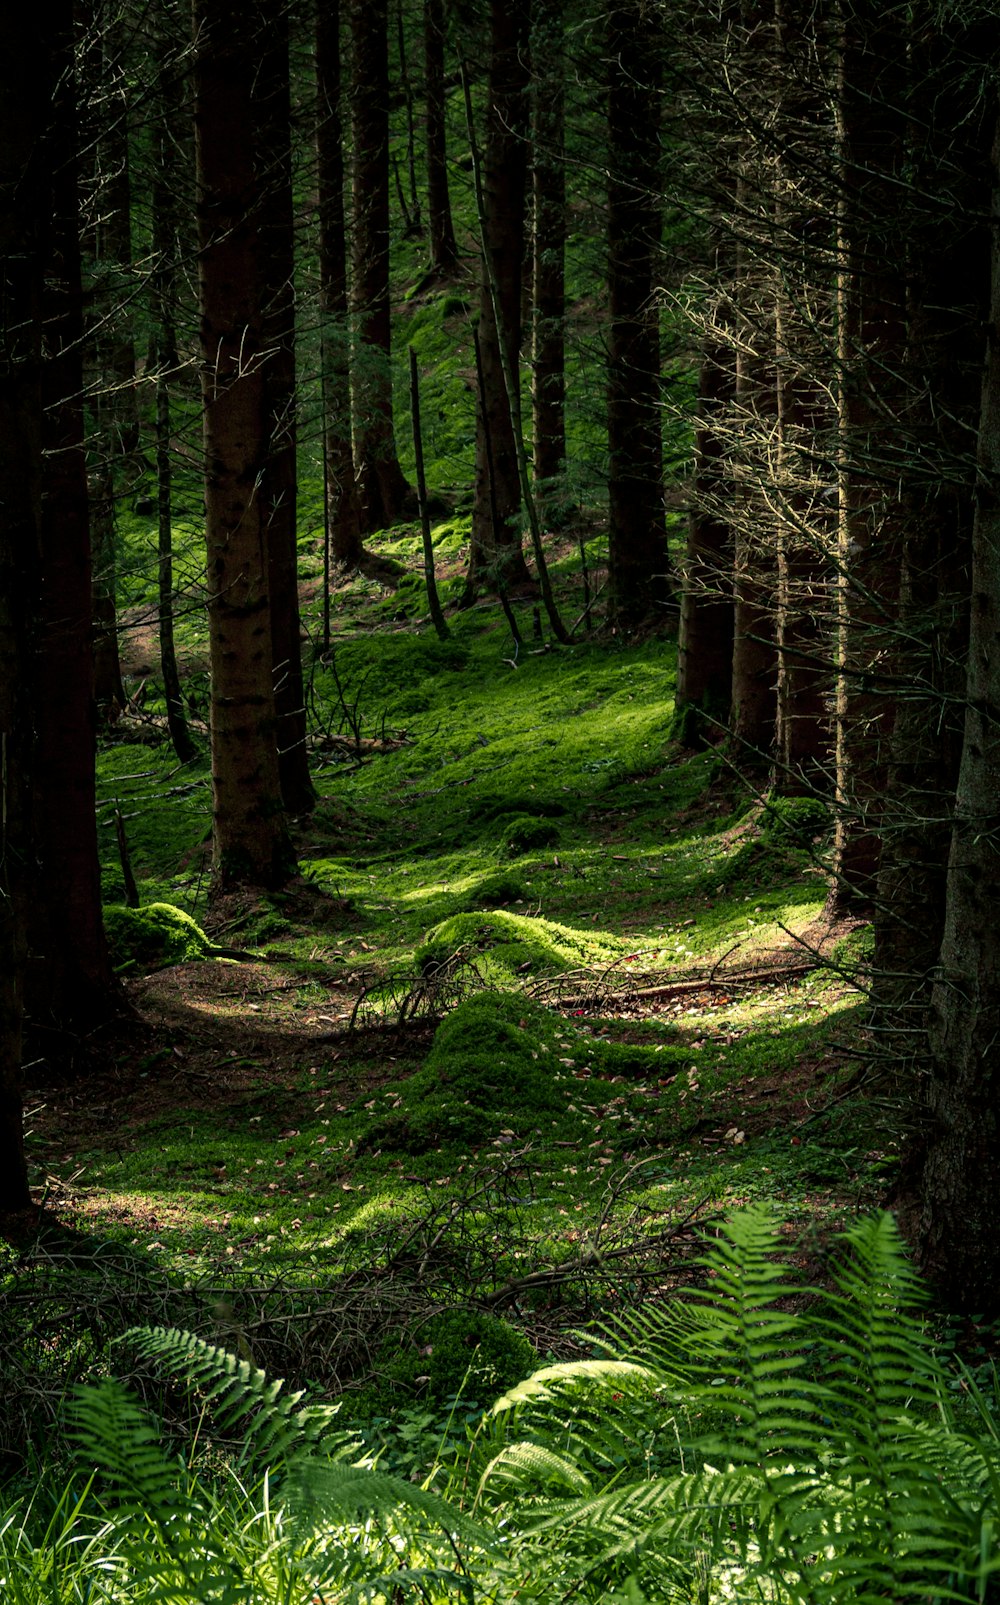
[675,310,735,739]
[531,0,567,514]
[466,0,532,598]
[316,0,364,568]
[918,106,1000,1316]
[30,0,118,1036]
[728,0,778,764]
[152,0,196,765]
[871,11,994,1071]
[771,0,833,793]
[606,0,671,632]
[255,0,314,816]
[350,0,412,531]
[425,0,458,274]
[829,0,907,910]
[0,1,49,1209]
[193,0,295,892]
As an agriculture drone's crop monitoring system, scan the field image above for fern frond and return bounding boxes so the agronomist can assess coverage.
[68,1380,190,1532]
[480,1438,595,1497]
[121,1325,349,1467]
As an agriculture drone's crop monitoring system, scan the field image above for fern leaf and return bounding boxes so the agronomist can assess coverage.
[121,1326,348,1467]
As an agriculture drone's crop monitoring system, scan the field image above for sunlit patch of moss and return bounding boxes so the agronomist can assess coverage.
[104,902,216,973]
[416,909,624,984]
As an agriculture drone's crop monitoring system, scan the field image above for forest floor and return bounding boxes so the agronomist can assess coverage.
[4,532,889,1474]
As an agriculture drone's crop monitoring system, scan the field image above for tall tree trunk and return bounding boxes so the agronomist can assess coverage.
[82,1,139,716]
[424,0,458,274]
[771,0,832,792]
[531,0,567,513]
[316,0,364,567]
[350,0,412,531]
[256,0,314,816]
[30,0,118,1037]
[193,0,295,892]
[152,0,196,765]
[606,0,671,631]
[829,0,907,910]
[0,0,48,1208]
[465,0,533,598]
[918,103,1000,1316]
[729,0,778,763]
[675,304,735,739]
[871,10,995,1075]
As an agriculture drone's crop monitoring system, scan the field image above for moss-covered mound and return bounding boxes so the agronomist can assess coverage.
[104,902,215,973]
[360,994,573,1151]
[500,813,561,855]
[416,910,623,986]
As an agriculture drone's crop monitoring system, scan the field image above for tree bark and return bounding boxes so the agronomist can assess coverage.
[872,11,994,1069]
[531,0,567,513]
[350,0,413,531]
[255,0,314,816]
[316,0,364,568]
[425,0,458,274]
[152,0,197,765]
[675,310,735,739]
[829,0,907,910]
[193,0,295,892]
[466,0,533,598]
[918,106,1000,1316]
[0,1,49,1209]
[30,0,118,1036]
[606,0,671,631]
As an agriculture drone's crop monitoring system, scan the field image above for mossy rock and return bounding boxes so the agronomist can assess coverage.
[415,910,622,984]
[359,993,570,1152]
[104,902,214,973]
[759,794,831,847]
[500,813,561,855]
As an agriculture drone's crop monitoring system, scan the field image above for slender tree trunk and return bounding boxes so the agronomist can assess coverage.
[531,0,567,513]
[256,0,314,816]
[425,0,458,274]
[829,0,907,910]
[729,0,778,762]
[409,348,450,638]
[0,1,48,1208]
[918,106,1000,1316]
[396,0,422,236]
[771,0,832,792]
[606,0,671,631]
[350,0,412,530]
[152,0,196,764]
[316,0,364,567]
[193,0,295,892]
[82,2,139,716]
[466,0,532,597]
[675,309,735,738]
[30,0,118,1036]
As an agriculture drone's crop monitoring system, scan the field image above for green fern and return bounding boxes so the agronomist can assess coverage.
[119,1324,350,1468]
[482,1207,1000,1604]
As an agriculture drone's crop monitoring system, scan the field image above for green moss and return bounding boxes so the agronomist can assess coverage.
[415,910,622,984]
[469,872,528,909]
[760,794,831,847]
[500,814,561,855]
[373,1308,534,1403]
[104,902,214,973]
[360,994,573,1151]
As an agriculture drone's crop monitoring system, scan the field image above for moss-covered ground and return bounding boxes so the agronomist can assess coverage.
[2,517,889,1486]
